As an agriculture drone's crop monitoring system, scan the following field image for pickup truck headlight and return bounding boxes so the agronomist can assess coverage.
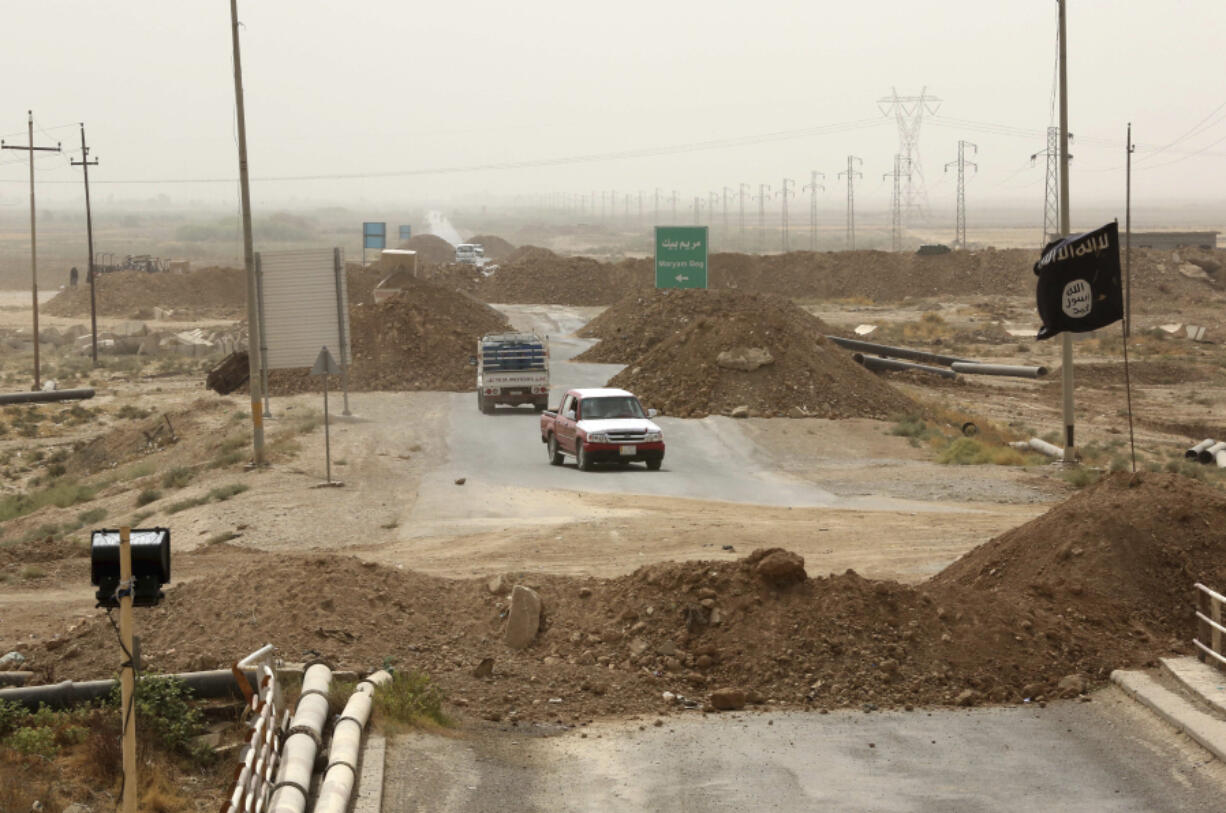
[587,432,610,444]
[644,431,663,442]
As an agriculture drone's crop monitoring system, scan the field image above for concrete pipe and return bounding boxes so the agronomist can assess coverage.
[829,336,972,367]
[314,670,393,813]
[949,362,1049,379]
[0,388,96,405]
[1187,439,1216,459]
[0,669,259,712]
[853,353,958,379]
[269,662,333,813]
[1199,442,1226,465]
[1026,438,1064,459]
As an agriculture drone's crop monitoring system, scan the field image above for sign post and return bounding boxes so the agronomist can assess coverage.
[310,346,342,486]
[654,226,709,289]
[119,525,137,813]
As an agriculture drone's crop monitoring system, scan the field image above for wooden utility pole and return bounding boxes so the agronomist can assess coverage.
[119,526,138,813]
[1,112,61,390]
[229,0,266,465]
[71,123,100,364]
[1125,122,1134,338]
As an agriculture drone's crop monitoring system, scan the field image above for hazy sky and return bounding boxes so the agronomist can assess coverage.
[2,1,1224,221]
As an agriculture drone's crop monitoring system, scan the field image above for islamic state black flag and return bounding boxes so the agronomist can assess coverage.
[1033,222,1123,340]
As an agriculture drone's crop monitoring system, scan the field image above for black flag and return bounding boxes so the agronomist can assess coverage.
[1033,222,1123,340]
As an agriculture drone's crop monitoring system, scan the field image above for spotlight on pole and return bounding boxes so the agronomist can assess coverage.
[91,528,171,608]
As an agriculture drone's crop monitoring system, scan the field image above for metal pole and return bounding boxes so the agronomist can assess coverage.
[333,247,351,415]
[119,526,137,813]
[72,124,100,365]
[230,0,266,466]
[27,115,39,390]
[254,253,271,418]
[323,376,331,484]
[1058,0,1075,459]
[1125,122,1133,338]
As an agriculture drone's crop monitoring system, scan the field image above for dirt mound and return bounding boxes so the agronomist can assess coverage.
[604,291,916,419]
[576,289,740,362]
[43,267,246,319]
[465,234,516,260]
[402,233,455,264]
[25,531,1193,720]
[425,248,651,306]
[66,400,226,475]
[934,472,1226,640]
[1050,360,1225,388]
[268,276,509,394]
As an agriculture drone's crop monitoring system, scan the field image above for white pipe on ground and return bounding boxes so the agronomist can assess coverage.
[1026,437,1064,459]
[269,662,332,813]
[313,670,393,813]
[1186,438,1215,459]
[1201,441,1226,465]
[1215,449,1226,469]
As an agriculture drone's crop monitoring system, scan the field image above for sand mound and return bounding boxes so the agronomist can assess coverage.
[577,289,740,362]
[43,267,246,319]
[426,247,650,305]
[402,233,455,264]
[465,234,515,260]
[268,276,509,394]
[934,472,1226,640]
[604,291,916,419]
[27,522,1200,720]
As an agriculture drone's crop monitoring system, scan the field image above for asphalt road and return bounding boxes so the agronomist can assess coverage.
[381,695,1226,812]
[406,304,939,533]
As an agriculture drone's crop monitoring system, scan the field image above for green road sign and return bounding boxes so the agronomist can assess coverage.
[655,226,709,289]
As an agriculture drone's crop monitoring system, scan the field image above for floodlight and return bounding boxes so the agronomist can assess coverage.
[90,528,171,608]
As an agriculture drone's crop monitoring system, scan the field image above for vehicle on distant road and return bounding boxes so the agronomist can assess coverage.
[476,332,550,413]
[455,243,487,266]
[540,387,664,471]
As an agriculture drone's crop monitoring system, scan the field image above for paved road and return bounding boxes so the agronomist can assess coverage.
[406,305,942,533]
[381,696,1226,812]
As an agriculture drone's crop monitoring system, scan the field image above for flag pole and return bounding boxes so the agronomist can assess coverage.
[1057,0,1076,460]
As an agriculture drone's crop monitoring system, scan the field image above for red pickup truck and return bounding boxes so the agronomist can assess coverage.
[539,387,665,471]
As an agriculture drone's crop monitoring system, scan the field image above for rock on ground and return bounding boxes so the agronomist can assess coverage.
[504,585,542,650]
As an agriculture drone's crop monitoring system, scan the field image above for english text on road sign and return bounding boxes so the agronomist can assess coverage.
[655,226,708,289]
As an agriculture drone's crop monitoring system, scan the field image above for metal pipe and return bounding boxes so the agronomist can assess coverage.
[828,335,973,367]
[853,353,958,379]
[949,362,1049,379]
[314,670,393,813]
[0,668,258,711]
[1199,442,1226,465]
[1186,439,1215,459]
[0,388,95,405]
[269,662,332,813]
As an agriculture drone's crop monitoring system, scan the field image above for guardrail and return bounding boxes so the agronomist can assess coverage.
[222,645,286,813]
[1194,583,1226,673]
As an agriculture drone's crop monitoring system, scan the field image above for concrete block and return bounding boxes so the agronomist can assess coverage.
[1112,669,1226,763]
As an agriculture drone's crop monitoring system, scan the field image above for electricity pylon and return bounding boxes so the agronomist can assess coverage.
[803,170,825,251]
[754,183,772,253]
[777,178,796,252]
[1030,126,1071,247]
[837,156,862,250]
[878,86,940,221]
[944,140,978,248]
[738,183,750,249]
[883,154,911,252]
[722,186,734,249]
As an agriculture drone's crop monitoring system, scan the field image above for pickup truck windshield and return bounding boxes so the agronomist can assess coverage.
[581,396,645,420]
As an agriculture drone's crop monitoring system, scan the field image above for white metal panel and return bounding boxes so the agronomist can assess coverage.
[259,249,350,369]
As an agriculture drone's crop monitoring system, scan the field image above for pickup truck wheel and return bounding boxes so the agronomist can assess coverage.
[645,458,663,471]
[481,396,495,415]
[547,435,563,466]
[577,443,592,471]
[534,400,547,413]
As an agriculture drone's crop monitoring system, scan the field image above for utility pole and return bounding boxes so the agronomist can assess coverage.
[777,178,796,252]
[738,183,750,250]
[804,171,825,251]
[230,0,265,466]
[693,196,702,223]
[838,156,863,250]
[654,188,662,223]
[878,86,941,221]
[1057,0,1075,460]
[944,140,978,249]
[722,187,733,250]
[670,190,678,224]
[2,112,61,391]
[70,123,100,365]
[883,155,910,252]
[1125,122,1134,338]
[754,184,772,253]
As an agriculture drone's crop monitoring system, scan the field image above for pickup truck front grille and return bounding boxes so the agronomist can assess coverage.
[605,430,647,442]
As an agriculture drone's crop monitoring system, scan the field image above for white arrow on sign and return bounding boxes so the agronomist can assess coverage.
[675,274,689,282]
